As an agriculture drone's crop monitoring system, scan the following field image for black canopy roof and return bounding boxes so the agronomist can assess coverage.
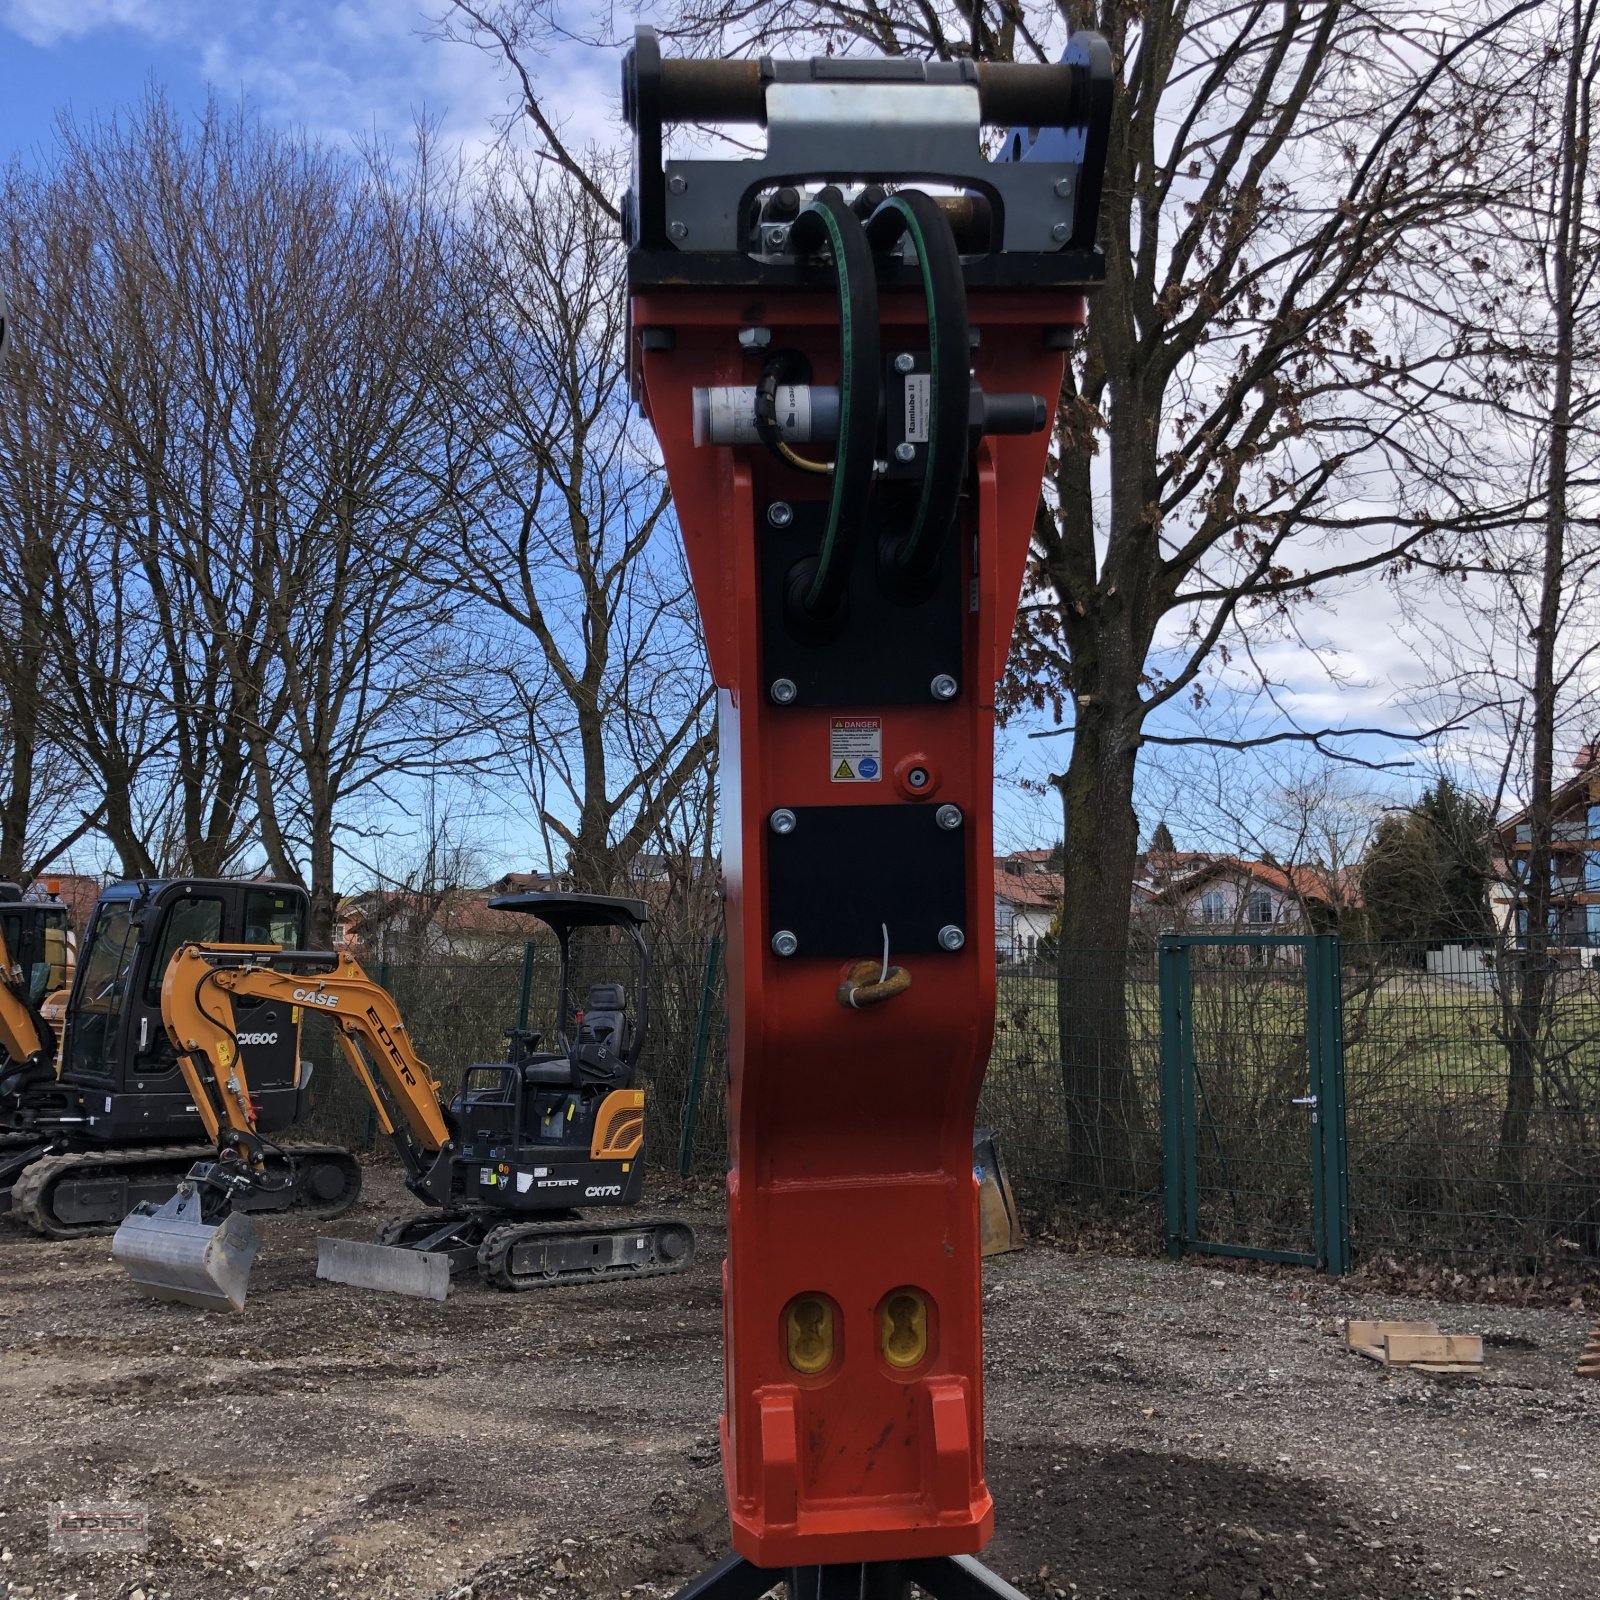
[486,891,649,935]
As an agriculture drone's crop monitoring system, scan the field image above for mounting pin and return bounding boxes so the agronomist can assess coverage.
[930,674,959,701]
[669,220,689,241]
[767,501,794,528]
[771,930,799,957]
[938,925,965,952]
[894,352,915,373]
[770,678,798,705]
[770,809,797,835]
[894,442,916,463]
[935,805,963,830]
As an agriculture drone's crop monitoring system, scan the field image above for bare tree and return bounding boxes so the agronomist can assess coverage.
[444,0,1536,1187]
[41,96,479,939]
[438,154,715,893]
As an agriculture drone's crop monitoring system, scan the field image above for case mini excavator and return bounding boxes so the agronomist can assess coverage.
[1,878,361,1237]
[113,891,693,1311]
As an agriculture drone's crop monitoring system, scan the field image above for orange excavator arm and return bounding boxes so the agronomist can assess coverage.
[159,943,453,1166]
[0,924,53,1078]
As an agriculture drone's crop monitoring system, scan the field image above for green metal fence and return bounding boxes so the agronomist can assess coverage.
[297,935,1600,1270]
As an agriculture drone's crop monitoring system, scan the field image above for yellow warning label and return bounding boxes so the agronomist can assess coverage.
[834,760,854,779]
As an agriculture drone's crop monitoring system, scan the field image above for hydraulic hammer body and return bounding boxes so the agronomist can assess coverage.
[624,26,1111,1581]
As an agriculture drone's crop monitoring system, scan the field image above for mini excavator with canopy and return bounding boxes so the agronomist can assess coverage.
[113,890,693,1310]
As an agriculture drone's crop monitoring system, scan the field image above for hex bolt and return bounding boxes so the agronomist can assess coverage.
[938,925,966,952]
[894,352,915,373]
[930,673,959,701]
[770,678,798,705]
[1051,221,1070,242]
[907,766,930,789]
[770,808,798,835]
[768,224,790,250]
[668,174,688,194]
[771,930,799,957]
[767,501,794,529]
[739,326,773,349]
[935,804,963,831]
[669,220,689,241]
[894,442,916,463]
[1054,177,1072,198]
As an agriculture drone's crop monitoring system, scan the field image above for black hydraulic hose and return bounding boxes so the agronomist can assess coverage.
[788,188,881,617]
[866,190,970,579]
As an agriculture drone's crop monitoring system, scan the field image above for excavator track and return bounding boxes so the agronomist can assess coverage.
[9,1142,361,1239]
[475,1214,694,1291]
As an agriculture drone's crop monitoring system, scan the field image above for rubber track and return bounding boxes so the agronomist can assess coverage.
[475,1215,695,1291]
[9,1142,362,1239]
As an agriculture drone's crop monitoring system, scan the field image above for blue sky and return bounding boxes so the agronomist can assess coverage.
[0,1,1461,874]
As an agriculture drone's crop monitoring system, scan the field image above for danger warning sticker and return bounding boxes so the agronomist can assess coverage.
[830,716,882,782]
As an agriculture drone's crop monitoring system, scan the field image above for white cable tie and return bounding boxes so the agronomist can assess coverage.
[879,922,890,986]
[848,987,863,1009]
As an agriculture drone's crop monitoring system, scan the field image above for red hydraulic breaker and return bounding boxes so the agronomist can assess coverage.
[623,27,1112,1599]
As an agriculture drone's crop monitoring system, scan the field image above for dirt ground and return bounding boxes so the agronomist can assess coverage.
[1,1168,1597,1600]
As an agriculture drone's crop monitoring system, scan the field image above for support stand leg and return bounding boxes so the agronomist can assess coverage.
[666,1556,1031,1600]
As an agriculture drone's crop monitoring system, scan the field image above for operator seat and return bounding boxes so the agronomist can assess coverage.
[572,982,630,1088]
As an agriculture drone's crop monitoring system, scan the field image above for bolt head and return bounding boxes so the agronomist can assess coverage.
[930,674,959,701]
[894,441,916,463]
[1051,221,1070,242]
[767,501,794,528]
[1054,177,1072,198]
[938,925,965,952]
[668,174,688,194]
[668,220,689,241]
[768,224,790,250]
[770,678,798,705]
[771,930,799,957]
[936,804,963,831]
[894,352,915,373]
[770,808,797,835]
[739,326,773,349]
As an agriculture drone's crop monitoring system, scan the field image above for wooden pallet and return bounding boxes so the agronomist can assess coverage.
[1578,1316,1600,1379]
[1346,1319,1485,1373]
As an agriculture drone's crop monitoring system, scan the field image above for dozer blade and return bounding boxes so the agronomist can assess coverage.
[112,1190,261,1313]
[974,1127,1024,1258]
[316,1236,451,1301]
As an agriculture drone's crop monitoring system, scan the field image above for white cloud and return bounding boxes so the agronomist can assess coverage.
[1,0,189,47]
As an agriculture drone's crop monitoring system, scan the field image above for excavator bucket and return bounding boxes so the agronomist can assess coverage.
[316,1236,451,1301]
[974,1128,1024,1258]
[112,1189,261,1313]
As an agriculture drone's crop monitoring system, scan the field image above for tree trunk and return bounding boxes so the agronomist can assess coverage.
[1053,683,1146,1193]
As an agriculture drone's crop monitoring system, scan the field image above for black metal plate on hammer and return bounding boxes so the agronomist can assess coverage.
[766,804,966,958]
[759,499,964,708]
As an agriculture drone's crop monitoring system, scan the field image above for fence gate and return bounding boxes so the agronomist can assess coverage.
[1159,934,1350,1273]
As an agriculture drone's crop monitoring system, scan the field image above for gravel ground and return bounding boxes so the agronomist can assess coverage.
[0,1168,1597,1600]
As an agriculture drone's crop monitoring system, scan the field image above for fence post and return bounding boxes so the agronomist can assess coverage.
[1315,933,1351,1274]
[1158,940,1186,1258]
[516,941,536,1031]
[678,935,723,1179]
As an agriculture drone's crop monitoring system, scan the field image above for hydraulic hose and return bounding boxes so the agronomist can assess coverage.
[788,188,881,617]
[866,190,970,580]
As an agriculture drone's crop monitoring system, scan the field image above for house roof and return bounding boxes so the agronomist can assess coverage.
[1147,855,1358,909]
[1497,753,1599,838]
[993,866,1063,910]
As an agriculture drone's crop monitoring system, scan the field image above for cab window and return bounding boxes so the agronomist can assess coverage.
[244,890,304,949]
[143,896,225,1003]
[66,902,139,1078]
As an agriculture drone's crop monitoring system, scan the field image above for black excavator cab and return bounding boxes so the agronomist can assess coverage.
[0,881,71,1009]
[46,879,313,1143]
[447,892,652,1210]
